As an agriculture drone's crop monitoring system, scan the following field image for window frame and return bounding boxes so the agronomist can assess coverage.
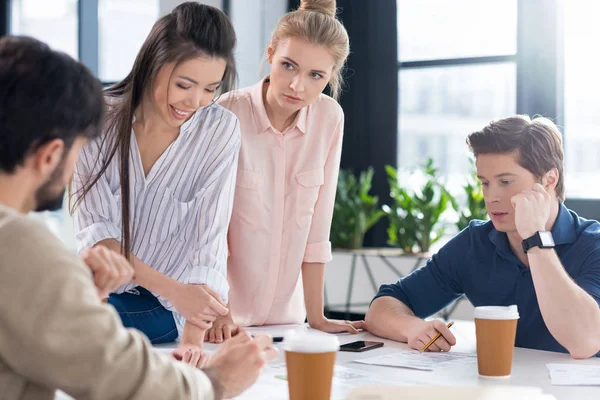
[397,1,597,205]
[397,5,519,194]
[5,0,231,84]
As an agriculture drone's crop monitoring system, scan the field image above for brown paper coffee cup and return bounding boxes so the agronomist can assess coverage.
[283,332,339,400]
[474,305,519,377]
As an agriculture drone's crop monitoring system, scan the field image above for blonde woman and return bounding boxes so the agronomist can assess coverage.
[208,0,365,343]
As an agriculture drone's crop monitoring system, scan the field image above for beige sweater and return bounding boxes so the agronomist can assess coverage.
[0,204,214,400]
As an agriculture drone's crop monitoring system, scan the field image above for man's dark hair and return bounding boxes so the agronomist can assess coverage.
[0,35,104,173]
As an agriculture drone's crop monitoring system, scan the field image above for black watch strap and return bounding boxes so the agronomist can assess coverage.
[522,231,555,253]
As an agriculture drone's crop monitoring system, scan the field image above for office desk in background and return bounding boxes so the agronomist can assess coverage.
[56,321,600,400]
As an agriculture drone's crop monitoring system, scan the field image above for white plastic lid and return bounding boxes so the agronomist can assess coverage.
[474,305,520,320]
[282,330,340,353]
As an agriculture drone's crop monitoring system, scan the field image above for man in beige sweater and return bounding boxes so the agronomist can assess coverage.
[0,36,275,400]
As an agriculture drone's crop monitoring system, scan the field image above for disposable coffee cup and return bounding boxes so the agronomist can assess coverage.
[474,305,520,377]
[283,331,339,400]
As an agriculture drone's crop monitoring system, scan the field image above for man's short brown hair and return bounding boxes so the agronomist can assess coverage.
[466,115,565,202]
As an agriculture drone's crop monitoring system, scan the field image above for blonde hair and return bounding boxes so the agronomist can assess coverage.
[269,0,349,100]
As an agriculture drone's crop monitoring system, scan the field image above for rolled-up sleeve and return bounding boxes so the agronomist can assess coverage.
[303,113,344,264]
[72,138,121,254]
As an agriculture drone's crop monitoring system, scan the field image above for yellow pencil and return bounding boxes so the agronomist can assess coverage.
[420,321,454,352]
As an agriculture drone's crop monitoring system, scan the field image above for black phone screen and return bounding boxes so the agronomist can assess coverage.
[339,340,384,352]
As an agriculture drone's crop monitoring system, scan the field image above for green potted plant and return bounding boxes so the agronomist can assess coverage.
[331,167,385,249]
[383,158,457,254]
[456,158,488,231]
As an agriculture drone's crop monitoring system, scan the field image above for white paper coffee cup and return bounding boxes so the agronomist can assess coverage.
[283,331,339,400]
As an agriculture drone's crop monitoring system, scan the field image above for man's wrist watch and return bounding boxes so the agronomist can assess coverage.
[522,231,555,253]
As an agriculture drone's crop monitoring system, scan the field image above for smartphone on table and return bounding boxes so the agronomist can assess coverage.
[339,340,384,352]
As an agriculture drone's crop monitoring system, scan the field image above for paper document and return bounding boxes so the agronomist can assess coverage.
[347,386,556,400]
[330,365,422,399]
[236,363,421,400]
[354,350,477,371]
[546,363,600,386]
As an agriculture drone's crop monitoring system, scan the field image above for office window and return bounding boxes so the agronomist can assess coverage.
[564,2,600,198]
[397,0,518,191]
[398,0,517,62]
[399,63,516,186]
[10,0,78,59]
[98,0,159,82]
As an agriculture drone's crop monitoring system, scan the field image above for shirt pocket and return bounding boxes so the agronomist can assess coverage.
[296,168,324,228]
[148,187,199,244]
[232,170,264,231]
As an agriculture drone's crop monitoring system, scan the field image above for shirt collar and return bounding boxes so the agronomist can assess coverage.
[250,76,308,135]
[548,203,577,245]
[488,203,576,254]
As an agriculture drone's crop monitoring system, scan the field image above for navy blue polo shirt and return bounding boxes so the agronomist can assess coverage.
[374,204,600,355]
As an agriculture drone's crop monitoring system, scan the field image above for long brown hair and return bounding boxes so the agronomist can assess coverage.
[70,2,237,258]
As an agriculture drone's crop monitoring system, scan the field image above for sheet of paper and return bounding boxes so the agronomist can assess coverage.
[235,363,289,400]
[330,365,423,399]
[346,386,555,400]
[354,350,477,371]
[546,363,600,386]
[236,362,421,400]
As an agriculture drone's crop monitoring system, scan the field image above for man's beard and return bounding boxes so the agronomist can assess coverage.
[34,158,67,212]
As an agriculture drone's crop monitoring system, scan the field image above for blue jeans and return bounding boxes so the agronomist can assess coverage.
[108,286,178,344]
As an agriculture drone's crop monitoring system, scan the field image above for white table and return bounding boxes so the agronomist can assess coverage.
[58,321,600,399]
[233,321,600,400]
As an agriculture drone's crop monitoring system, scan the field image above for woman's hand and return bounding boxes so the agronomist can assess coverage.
[170,345,210,368]
[204,311,241,343]
[309,317,367,334]
[167,283,229,329]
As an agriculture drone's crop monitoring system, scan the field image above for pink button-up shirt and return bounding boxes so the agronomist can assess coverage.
[217,77,344,326]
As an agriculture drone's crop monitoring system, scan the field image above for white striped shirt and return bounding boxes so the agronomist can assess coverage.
[73,103,240,334]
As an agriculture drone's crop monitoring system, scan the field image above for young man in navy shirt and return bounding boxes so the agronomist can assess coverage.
[366,115,600,359]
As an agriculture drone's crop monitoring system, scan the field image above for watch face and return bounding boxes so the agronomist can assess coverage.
[539,231,555,246]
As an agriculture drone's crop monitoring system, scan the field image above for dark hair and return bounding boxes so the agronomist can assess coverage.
[0,35,103,173]
[466,115,565,202]
[71,2,237,258]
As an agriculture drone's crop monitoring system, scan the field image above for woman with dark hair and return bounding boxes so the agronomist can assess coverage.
[71,2,239,365]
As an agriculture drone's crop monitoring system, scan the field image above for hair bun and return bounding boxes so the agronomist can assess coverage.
[298,0,336,18]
